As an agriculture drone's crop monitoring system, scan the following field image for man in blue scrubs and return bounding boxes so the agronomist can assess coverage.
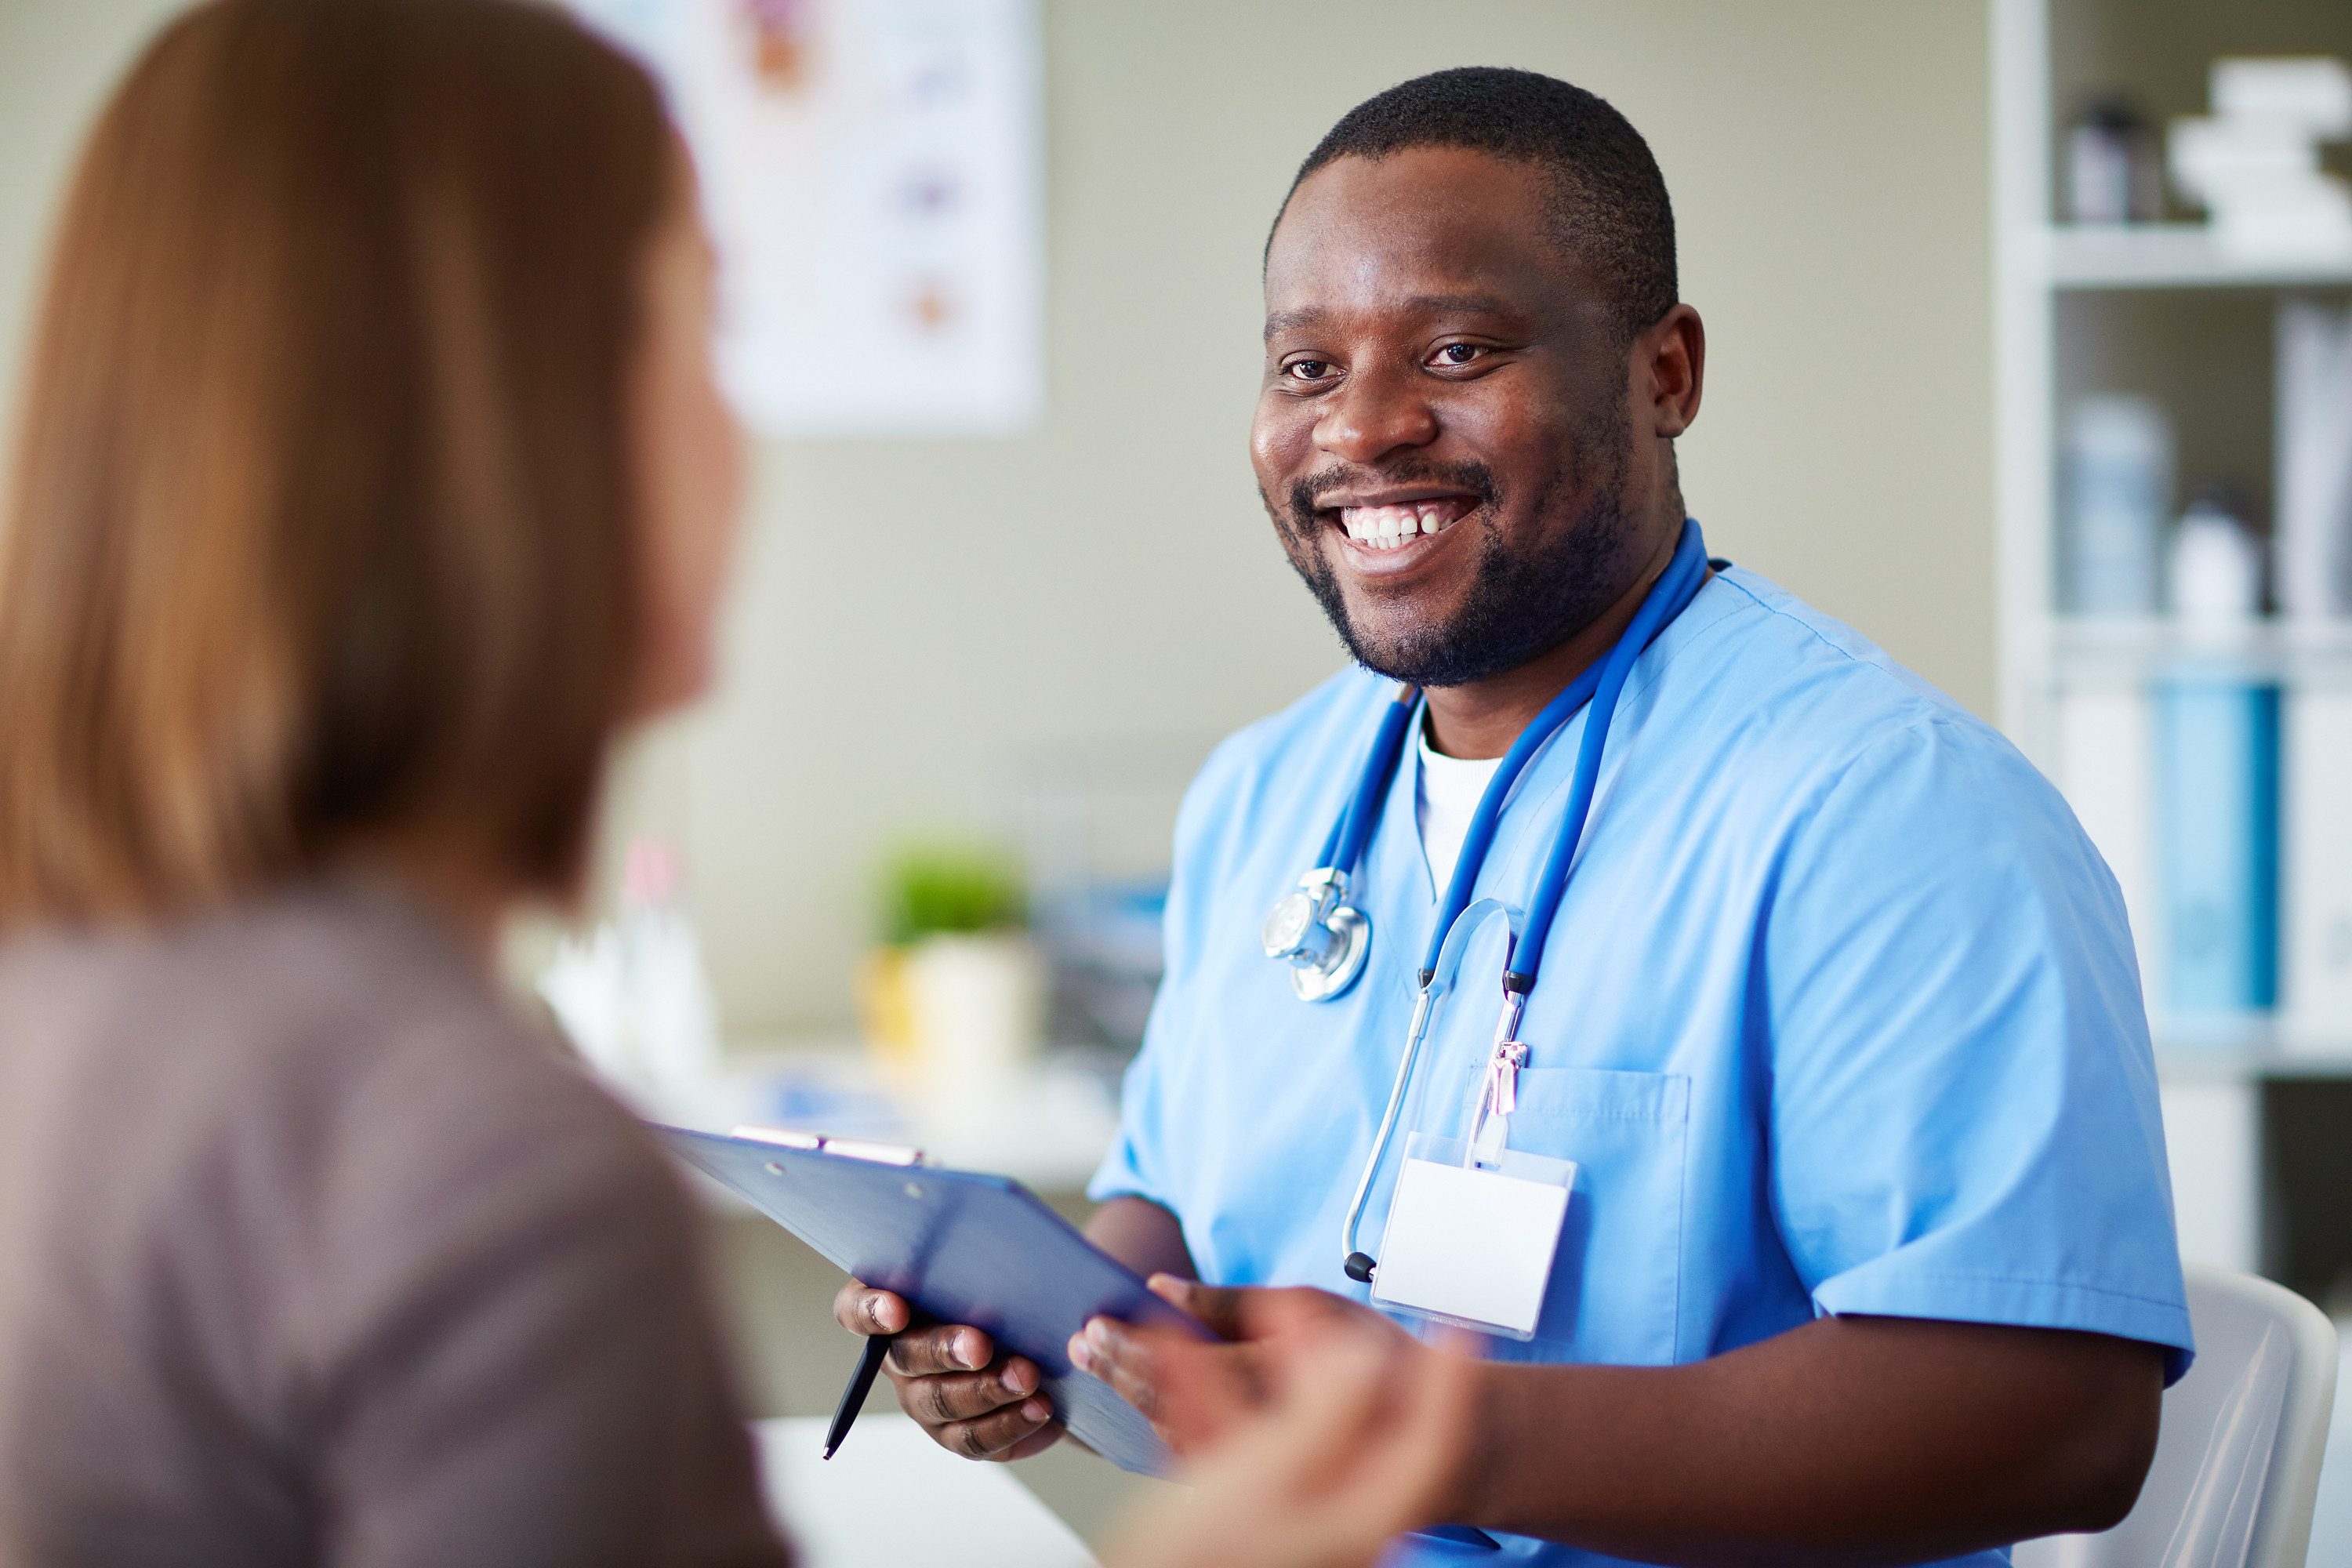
[839,68,2191,1564]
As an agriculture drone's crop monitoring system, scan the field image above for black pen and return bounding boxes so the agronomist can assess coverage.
[822,1331,895,1459]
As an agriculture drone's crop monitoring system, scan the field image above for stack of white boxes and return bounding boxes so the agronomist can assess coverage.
[2169,56,2352,263]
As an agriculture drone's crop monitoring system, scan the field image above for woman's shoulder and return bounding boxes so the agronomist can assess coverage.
[0,877,699,1361]
[0,887,768,1566]
[0,881,673,1236]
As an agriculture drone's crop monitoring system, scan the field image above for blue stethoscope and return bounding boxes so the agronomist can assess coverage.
[1257,520,1713,1284]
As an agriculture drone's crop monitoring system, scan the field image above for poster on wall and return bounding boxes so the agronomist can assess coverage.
[564,0,1044,437]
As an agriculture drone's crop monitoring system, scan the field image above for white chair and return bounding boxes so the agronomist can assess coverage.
[2014,1263,2339,1568]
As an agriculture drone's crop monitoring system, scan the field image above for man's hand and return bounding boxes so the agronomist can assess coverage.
[830,1279,1061,1461]
[827,1197,1193,1466]
[1069,1277,1416,1461]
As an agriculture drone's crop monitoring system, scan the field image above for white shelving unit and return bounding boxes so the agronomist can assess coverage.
[1994,2,2352,764]
[1992,0,2352,1276]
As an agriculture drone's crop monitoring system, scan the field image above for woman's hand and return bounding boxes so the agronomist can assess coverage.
[1097,1287,1476,1568]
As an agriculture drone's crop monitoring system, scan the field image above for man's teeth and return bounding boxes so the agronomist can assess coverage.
[1341,503,1463,550]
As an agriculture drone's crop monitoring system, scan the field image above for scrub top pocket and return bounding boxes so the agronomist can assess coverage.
[1494,1066,1690,1366]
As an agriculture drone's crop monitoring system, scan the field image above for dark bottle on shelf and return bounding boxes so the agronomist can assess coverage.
[2067,96,2163,225]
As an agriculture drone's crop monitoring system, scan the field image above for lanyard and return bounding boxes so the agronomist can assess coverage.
[1337,519,1712,1280]
[1443,519,1712,991]
[1322,522,1711,971]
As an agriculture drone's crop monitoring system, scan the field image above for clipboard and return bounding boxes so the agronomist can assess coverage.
[652,1123,1210,1478]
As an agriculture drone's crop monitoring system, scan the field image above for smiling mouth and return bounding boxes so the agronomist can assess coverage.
[1323,496,1479,552]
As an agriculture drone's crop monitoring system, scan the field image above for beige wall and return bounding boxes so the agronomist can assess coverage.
[0,0,1994,1036]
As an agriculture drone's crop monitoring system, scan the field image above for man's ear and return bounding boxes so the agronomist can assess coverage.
[1642,303,1705,440]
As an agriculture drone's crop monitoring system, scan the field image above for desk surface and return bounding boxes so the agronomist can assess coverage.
[658,1043,1123,1192]
[754,1415,1101,1568]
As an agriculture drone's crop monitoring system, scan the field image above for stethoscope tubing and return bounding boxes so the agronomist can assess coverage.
[1340,898,1520,1265]
[1319,688,1420,874]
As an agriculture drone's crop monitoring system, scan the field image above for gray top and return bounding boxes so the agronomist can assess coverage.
[0,884,791,1567]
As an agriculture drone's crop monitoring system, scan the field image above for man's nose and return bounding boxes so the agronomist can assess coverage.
[1313,364,1437,466]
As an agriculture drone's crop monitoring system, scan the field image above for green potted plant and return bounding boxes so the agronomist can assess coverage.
[854,840,1042,1109]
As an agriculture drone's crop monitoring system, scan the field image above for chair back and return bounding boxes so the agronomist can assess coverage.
[2014,1262,2338,1568]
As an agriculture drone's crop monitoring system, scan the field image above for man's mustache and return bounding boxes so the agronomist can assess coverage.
[1286,459,1500,524]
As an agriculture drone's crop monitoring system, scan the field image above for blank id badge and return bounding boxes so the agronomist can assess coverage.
[1369,1131,1575,1340]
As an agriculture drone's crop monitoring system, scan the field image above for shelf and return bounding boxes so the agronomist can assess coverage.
[2157,1040,2352,1084]
[2156,1015,2352,1083]
[2039,618,2352,690]
[2040,224,2352,291]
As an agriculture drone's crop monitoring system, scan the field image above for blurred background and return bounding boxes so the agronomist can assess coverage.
[5,0,2352,1554]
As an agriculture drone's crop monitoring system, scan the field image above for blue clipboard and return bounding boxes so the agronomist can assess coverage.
[652,1123,1209,1478]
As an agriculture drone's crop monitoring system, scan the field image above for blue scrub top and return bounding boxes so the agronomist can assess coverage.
[1091,563,2192,1568]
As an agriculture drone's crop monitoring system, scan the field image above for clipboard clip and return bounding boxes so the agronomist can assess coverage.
[731,1124,931,1167]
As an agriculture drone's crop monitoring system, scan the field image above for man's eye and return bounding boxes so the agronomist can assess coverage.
[1285,359,1334,382]
[1432,343,1483,366]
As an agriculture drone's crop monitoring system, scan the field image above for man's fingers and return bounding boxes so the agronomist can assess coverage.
[884,1322,993,1376]
[832,1279,910,1337]
[827,1279,1062,1468]
[929,1395,1059,1461]
[997,1421,1068,1462]
[889,1355,1045,1427]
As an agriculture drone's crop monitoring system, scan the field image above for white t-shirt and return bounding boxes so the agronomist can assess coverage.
[1415,720,1502,895]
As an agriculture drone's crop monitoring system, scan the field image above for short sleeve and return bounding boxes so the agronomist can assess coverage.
[1763,720,2194,1383]
[1087,1054,1171,1208]
[1087,732,1236,1212]
[1087,906,1189,1211]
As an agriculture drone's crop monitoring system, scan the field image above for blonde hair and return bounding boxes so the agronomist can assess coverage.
[0,0,673,923]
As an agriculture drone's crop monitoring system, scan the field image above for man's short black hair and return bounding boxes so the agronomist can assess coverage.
[1281,67,1677,343]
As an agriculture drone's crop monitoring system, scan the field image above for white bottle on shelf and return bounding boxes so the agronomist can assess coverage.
[2063,395,2172,617]
[2169,492,2265,630]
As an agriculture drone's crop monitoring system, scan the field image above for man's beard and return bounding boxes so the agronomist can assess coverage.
[1272,407,1636,689]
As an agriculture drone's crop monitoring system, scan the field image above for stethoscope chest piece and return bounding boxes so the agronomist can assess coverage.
[1261,867,1372,1002]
